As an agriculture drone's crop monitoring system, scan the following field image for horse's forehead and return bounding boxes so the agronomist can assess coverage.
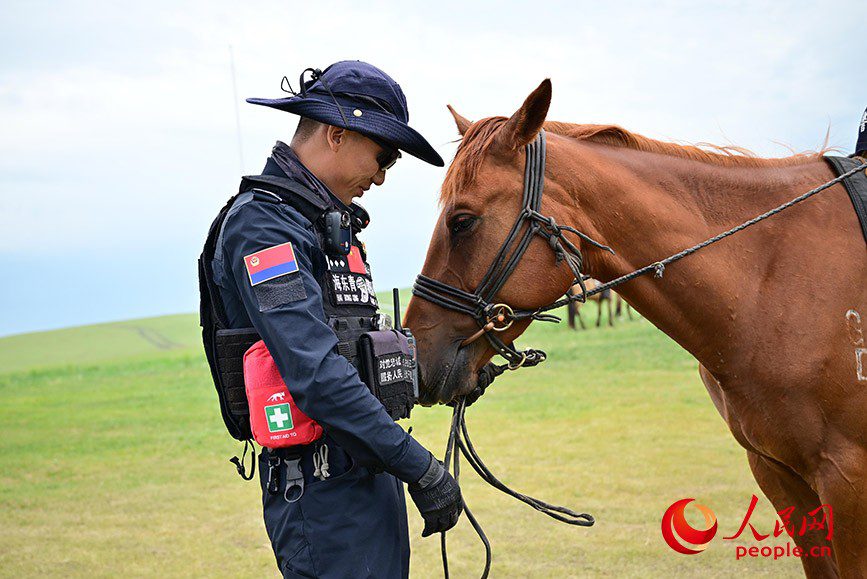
[444,156,522,208]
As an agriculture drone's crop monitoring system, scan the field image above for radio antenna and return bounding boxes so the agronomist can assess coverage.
[393,288,402,331]
[229,45,245,173]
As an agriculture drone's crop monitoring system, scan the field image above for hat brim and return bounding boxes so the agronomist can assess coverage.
[247,96,445,167]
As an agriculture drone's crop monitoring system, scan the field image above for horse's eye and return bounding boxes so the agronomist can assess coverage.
[449,214,477,236]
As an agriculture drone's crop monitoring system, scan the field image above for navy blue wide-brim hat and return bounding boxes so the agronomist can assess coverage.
[247,60,444,167]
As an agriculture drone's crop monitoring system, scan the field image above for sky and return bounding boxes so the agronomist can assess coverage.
[0,0,865,336]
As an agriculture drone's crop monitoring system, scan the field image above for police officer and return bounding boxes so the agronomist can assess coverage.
[201,61,462,578]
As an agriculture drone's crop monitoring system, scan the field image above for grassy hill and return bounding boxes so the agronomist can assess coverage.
[0,313,201,375]
[0,293,802,577]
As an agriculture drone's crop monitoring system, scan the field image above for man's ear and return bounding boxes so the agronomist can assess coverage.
[326,125,347,151]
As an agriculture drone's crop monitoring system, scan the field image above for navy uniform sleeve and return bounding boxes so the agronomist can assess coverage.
[221,198,430,483]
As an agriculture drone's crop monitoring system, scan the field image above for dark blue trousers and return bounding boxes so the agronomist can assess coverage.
[258,439,410,578]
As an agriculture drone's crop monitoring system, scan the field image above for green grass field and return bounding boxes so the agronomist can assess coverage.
[0,294,803,578]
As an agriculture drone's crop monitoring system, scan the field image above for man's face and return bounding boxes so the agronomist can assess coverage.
[328,130,390,204]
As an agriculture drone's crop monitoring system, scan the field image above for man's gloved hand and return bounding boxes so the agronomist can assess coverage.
[407,454,463,537]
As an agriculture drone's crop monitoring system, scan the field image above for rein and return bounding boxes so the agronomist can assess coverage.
[440,398,595,579]
[413,130,867,577]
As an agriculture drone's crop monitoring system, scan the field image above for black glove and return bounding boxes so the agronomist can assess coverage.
[407,454,463,537]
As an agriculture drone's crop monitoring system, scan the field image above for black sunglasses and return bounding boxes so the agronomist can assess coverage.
[369,135,402,171]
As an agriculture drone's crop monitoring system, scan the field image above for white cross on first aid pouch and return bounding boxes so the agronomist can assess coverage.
[265,403,294,432]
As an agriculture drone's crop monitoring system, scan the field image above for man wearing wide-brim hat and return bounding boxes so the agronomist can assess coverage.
[200,61,462,577]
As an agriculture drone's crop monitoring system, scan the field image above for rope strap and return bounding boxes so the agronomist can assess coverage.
[527,159,867,316]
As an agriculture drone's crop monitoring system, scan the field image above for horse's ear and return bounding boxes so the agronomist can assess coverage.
[447,104,472,136]
[497,79,552,151]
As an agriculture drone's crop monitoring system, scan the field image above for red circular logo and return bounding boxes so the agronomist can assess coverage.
[661,498,718,554]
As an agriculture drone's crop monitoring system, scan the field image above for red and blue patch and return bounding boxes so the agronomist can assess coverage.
[244,242,299,286]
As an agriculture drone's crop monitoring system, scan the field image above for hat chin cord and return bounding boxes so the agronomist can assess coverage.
[281,67,350,128]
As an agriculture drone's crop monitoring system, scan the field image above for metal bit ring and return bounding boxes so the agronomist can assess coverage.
[487,304,515,332]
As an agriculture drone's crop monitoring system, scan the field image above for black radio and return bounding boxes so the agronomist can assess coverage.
[323,209,352,255]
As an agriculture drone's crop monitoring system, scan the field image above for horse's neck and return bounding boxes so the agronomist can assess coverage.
[554,141,830,373]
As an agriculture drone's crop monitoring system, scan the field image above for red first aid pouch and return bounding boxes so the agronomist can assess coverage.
[243,340,323,448]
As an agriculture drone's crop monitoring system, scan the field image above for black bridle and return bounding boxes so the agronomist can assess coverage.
[413,130,612,372]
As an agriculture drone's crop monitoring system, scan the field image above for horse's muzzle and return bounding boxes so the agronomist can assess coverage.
[417,342,476,406]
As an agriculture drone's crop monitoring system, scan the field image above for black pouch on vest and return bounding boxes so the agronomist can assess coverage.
[211,327,261,439]
[358,330,417,421]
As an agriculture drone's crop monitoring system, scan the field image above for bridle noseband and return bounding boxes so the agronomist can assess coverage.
[413,130,612,371]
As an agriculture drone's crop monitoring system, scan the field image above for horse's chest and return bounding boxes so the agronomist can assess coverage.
[701,368,810,466]
[703,375,759,453]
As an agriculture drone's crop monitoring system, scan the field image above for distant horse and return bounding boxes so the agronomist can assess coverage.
[566,279,613,329]
[614,293,633,321]
[405,80,866,577]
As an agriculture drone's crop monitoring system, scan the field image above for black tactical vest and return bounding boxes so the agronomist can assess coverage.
[199,175,414,442]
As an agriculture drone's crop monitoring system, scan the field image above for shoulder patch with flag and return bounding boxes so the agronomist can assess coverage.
[244,242,299,286]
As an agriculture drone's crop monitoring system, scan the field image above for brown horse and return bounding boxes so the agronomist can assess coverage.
[614,292,633,321]
[567,279,617,329]
[404,80,867,577]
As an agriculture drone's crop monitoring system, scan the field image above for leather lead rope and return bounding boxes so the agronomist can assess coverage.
[440,398,595,578]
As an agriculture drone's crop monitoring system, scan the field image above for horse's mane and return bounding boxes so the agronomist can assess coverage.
[441,118,826,204]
